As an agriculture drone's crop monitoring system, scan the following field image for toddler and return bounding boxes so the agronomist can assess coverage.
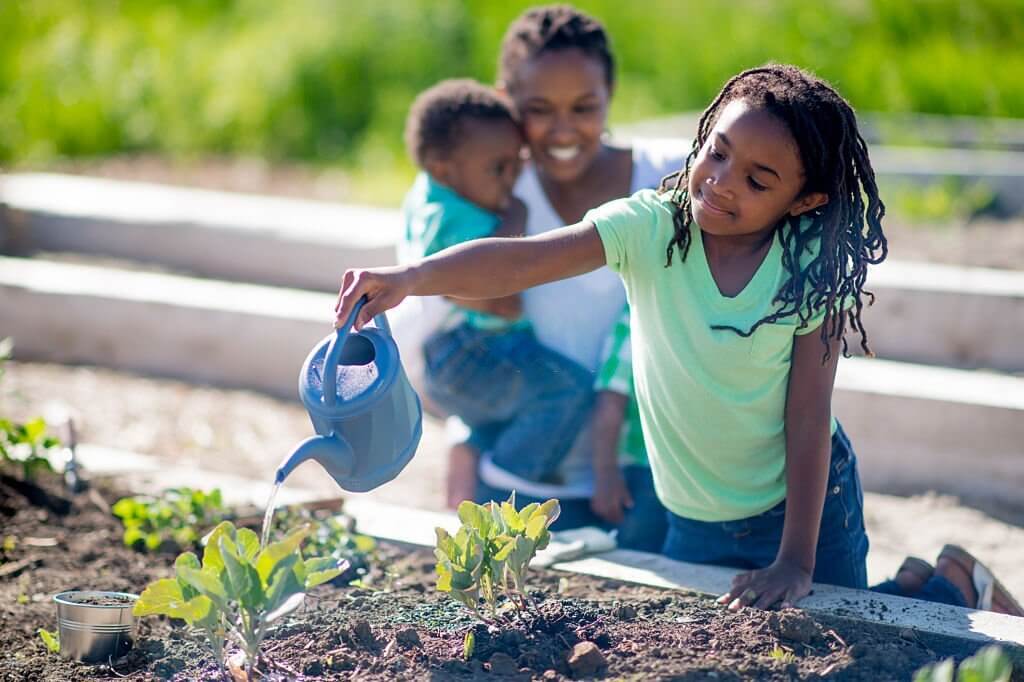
[401,79,594,487]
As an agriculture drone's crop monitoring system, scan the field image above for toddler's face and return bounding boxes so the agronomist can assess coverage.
[438,118,523,213]
[507,48,610,184]
[688,99,826,238]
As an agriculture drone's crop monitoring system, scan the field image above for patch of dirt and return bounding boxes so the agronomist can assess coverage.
[2,469,1013,681]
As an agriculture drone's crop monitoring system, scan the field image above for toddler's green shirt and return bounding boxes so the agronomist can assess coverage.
[590,189,839,522]
[401,172,528,331]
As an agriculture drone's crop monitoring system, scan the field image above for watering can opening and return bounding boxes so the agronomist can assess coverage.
[338,334,376,366]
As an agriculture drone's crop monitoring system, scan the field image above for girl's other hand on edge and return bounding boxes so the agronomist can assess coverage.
[334,265,415,330]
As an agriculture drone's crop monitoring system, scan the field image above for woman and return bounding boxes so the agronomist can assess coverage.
[442,5,687,550]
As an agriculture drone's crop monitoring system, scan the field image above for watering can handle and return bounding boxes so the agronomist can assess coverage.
[322,296,392,407]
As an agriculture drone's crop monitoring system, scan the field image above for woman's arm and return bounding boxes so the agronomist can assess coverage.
[720,324,841,610]
[335,221,605,329]
[590,391,634,524]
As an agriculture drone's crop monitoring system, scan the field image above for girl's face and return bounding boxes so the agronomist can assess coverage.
[506,48,611,183]
[688,99,827,239]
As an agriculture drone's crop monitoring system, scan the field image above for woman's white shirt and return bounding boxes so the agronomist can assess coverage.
[478,138,688,499]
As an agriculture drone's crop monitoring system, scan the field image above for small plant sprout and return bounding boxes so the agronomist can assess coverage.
[913,644,1013,682]
[38,628,60,654]
[434,494,559,621]
[134,520,347,677]
[112,487,227,552]
[0,338,59,480]
[769,645,796,664]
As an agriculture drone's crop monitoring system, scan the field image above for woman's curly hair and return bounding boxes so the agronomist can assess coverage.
[498,4,615,91]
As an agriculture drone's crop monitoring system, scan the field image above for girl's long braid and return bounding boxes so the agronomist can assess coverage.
[660,65,888,361]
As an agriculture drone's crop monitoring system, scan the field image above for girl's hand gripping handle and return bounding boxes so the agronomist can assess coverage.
[334,265,416,331]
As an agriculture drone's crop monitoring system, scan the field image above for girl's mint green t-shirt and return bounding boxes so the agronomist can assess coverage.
[589,189,839,522]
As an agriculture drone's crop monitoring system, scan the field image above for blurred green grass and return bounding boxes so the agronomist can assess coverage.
[2,1,1023,206]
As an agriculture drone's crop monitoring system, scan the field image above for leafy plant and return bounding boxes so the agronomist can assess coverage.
[267,505,376,584]
[0,338,58,480]
[37,628,59,654]
[134,520,346,677]
[913,645,1013,682]
[112,487,227,552]
[434,494,560,622]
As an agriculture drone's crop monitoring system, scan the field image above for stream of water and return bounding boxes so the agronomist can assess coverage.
[260,481,282,549]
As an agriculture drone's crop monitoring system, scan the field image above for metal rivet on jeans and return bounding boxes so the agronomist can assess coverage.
[832,485,841,495]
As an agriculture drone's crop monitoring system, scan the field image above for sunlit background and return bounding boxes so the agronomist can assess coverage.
[3,0,1022,214]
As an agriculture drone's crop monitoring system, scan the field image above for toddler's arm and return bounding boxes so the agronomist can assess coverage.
[335,220,605,330]
[445,197,526,319]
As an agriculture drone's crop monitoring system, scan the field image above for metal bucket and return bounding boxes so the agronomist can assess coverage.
[53,591,139,663]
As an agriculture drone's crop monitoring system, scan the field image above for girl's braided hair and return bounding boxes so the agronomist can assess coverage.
[498,4,615,91]
[660,64,888,361]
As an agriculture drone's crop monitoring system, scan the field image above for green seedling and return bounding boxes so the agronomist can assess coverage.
[913,645,1013,682]
[268,506,376,584]
[0,339,58,481]
[113,487,227,552]
[434,493,559,621]
[134,520,346,677]
[38,628,60,654]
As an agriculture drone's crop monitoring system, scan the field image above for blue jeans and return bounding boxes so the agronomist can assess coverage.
[661,423,870,589]
[424,324,593,482]
[475,465,669,553]
[871,576,968,607]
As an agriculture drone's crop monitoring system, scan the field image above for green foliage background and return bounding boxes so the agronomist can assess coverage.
[2,0,1022,175]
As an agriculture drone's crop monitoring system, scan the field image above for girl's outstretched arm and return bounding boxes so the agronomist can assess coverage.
[720,324,842,610]
[335,221,605,330]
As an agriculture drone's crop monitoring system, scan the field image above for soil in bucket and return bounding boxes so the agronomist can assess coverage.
[66,594,136,607]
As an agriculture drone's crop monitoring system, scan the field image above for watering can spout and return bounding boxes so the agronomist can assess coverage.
[274,435,354,486]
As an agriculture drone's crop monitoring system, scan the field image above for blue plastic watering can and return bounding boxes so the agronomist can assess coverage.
[274,297,422,492]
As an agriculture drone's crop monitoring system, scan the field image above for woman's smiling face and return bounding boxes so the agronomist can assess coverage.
[688,99,827,238]
[506,48,611,184]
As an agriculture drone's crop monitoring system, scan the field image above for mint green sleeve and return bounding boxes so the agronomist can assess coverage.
[587,189,662,276]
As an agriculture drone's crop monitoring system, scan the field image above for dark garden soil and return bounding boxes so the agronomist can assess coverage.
[1,469,1016,682]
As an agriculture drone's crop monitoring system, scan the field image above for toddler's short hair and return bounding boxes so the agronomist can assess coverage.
[404,79,518,168]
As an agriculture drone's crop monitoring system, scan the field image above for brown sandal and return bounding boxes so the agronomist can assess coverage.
[939,544,1024,617]
[897,556,934,583]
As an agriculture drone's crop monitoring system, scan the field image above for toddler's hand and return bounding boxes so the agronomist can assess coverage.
[717,558,813,611]
[334,265,415,330]
[590,467,633,525]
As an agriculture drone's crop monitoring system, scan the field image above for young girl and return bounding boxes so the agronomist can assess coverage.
[335,64,886,609]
